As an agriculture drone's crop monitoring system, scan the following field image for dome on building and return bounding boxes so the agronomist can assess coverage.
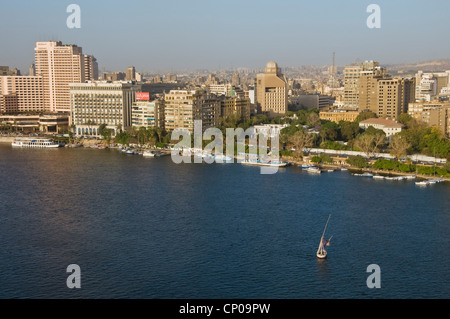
[266,61,278,69]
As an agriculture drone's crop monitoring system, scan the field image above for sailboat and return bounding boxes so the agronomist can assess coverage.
[316,214,332,259]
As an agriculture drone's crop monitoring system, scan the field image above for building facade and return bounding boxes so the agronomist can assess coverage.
[164,90,220,132]
[0,76,44,112]
[256,61,288,116]
[132,100,165,129]
[34,41,94,113]
[408,101,450,137]
[70,81,141,136]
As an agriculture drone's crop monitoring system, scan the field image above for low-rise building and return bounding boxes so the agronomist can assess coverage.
[319,108,360,123]
[359,118,404,137]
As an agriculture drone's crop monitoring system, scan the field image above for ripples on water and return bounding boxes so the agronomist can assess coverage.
[0,145,449,298]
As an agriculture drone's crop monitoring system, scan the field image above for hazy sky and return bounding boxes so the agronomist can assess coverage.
[1,0,449,73]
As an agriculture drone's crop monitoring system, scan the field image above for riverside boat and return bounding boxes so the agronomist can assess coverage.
[241,159,288,167]
[11,137,62,148]
[306,166,321,174]
[143,150,158,157]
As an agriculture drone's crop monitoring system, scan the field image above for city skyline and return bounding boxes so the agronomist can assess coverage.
[2,0,450,73]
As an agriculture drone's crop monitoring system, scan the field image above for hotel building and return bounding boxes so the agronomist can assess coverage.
[70,81,141,136]
[35,41,96,113]
[0,75,44,112]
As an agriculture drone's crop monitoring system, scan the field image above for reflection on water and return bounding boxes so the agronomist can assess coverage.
[0,144,449,298]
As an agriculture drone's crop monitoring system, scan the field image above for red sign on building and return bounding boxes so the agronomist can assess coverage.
[136,92,150,101]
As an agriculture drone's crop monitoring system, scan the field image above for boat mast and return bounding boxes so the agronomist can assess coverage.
[321,214,331,239]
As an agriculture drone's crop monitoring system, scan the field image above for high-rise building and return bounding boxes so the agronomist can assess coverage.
[34,41,85,113]
[126,66,136,81]
[256,61,288,116]
[83,55,98,81]
[0,66,20,76]
[164,90,220,132]
[344,60,386,109]
[415,71,450,101]
[231,72,240,86]
[376,78,415,120]
[0,76,44,112]
[70,81,141,136]
[29,64,35,76]
[219,96,251,121]
[132,100,165,129]
[408,101,450,137]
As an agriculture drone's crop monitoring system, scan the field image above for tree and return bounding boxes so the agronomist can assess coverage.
[306,112,320,128]
[355,110,377,123]
[346,155,369,168]
[398,113,413,127]
[389,134,411,160]
[354,131,386,158]
[286,129,315,159]
[340,121,361,141]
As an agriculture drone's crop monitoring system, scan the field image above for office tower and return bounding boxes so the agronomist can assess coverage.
[126,66,136,81]
[256,61,288,116]
[231,72,240,87]
[29,64,35,76]
[0,75,44,112]
[70,81,141,136]
[164,90,220,132]
[83,55,98,81]
[34,41,85,113]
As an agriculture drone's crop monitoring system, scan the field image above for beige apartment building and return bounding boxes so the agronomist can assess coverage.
[376,78,415,120]
[256,61,288,116]
[35,41,96,113]
[164,90,220,132]
[220,96,251,122]
[0,76,44,112]
[132,100,165,129]
[408,101,450,137]
[344,60,387,109]
[70,81,141,136]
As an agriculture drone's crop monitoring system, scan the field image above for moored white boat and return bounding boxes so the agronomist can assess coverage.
[307,166,321,174]
[143,150,158,157]
[12,137,61,148]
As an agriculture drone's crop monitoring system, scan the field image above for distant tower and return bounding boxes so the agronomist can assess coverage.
[126,66,136,81]
[29,63,35,76]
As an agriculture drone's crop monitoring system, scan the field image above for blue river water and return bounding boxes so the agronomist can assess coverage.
[0,144,449,299]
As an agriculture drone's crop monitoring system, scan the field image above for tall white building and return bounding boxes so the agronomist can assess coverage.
[35,41,85,113]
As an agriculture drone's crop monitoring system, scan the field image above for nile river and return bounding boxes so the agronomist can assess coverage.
[0,144,449,298]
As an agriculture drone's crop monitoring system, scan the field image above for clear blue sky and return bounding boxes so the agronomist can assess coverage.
[1,0,449,73]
